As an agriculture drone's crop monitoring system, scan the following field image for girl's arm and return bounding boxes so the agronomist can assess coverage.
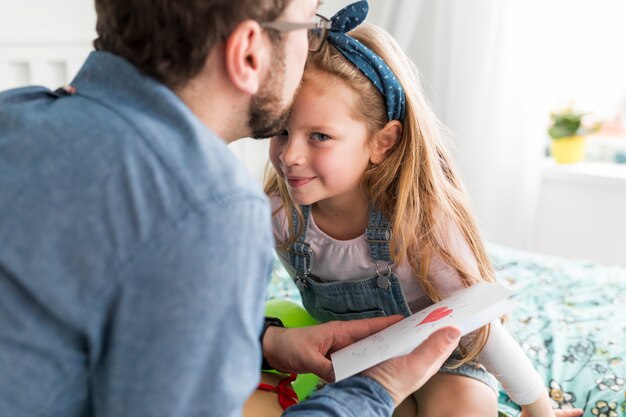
[476,320,545,405]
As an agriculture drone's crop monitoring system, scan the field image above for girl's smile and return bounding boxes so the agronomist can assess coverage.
[269,70,373,208]
[286,176,316,187]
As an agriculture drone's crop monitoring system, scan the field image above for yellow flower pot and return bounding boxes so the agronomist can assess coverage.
[551,135,585,164]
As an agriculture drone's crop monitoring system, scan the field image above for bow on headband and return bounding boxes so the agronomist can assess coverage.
[327,0,406,122]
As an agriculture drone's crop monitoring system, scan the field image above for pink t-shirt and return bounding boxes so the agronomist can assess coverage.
[270,197,545,405]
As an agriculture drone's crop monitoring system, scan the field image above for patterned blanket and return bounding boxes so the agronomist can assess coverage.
[266,244,626,417]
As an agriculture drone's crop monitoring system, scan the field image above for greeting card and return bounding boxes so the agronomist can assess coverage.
[331,282,514,381]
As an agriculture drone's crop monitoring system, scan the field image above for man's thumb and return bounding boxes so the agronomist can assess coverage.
[415,326,461,365]
[313,358,335,383]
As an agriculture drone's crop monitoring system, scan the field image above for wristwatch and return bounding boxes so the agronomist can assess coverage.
[260,316,285,371]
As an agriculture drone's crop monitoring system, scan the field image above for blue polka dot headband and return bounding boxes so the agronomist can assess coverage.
[327,0,406,122]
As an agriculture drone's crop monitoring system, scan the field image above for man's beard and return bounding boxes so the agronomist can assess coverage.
[248,41,291,139]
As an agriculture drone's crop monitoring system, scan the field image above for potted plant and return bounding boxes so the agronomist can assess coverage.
[547,107,597,164]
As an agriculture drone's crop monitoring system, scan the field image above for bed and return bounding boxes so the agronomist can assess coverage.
[266,243,626,417]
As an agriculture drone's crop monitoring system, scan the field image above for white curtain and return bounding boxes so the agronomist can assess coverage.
[378,0,626,251]
[365,0,543,249]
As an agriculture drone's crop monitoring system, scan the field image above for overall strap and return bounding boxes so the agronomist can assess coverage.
[288,205,313,277]
[365,207,393,264]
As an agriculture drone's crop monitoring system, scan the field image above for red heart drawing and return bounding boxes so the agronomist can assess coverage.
[416,306,453,326]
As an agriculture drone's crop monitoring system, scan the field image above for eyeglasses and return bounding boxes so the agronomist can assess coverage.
[261,14,332,52]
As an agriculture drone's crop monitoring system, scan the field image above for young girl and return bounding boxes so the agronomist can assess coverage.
[264,2,583,417]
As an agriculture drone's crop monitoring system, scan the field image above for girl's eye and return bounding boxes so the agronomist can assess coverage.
[310,132,330,142]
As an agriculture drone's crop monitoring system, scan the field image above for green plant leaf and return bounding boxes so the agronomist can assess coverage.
[548,111,583,138]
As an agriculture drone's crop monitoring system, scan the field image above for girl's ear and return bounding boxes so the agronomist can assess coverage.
[223,19,270,95]
[370,120,402,164]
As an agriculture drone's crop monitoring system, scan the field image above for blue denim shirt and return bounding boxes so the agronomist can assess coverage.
[0,51,393,417]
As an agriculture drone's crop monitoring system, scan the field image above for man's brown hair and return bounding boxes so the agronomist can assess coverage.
[94,0,289,89]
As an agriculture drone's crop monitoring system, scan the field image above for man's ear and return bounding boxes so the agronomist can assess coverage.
[223,20,270,95]
[370,120,402,164]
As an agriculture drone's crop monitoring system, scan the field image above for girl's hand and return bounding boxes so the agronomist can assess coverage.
[520,394,583,417]
[520,409,584,417]
[553,410,584,417]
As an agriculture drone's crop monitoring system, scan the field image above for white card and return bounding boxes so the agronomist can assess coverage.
[330,282,514,382]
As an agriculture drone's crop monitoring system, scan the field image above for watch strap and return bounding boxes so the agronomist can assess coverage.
[260,316,285,371]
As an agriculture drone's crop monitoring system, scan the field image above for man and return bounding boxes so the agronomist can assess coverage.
[0,1,460,416]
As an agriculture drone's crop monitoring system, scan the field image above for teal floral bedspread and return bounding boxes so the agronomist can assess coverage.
[266,244,626,417]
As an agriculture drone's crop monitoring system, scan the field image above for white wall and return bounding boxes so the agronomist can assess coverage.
[0,1,96,44]
[0,1,95,89]
[534,162,626,266]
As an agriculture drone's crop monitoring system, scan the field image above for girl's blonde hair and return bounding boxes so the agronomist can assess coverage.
[264,23,495,366]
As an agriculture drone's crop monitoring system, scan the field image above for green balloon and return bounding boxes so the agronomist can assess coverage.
[264,299,320,400]
[265,299,318,328]
[291,373,320,401]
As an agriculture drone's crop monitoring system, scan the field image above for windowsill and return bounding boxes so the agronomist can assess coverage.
[542,158,626,189]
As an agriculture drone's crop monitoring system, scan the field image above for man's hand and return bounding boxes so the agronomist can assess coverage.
[361,326,461,406]
[262,315,404,382]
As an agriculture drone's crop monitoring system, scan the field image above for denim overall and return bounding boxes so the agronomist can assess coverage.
[287,205,499,393]
[288,205,411,323]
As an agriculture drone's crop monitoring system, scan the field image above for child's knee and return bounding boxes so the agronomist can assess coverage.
[414,372,498,417]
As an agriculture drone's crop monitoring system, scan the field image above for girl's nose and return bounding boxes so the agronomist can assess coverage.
[280,137,306,166]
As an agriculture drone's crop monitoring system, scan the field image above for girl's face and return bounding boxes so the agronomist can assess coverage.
[269,70,373,208]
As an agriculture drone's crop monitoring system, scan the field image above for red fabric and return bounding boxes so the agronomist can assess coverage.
[257,373,299,410]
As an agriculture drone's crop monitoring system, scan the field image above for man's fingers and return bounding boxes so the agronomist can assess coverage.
[330,315,404,350]
[406,326,461,377]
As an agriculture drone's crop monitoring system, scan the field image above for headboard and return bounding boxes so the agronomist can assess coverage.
[0,44,92,90]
